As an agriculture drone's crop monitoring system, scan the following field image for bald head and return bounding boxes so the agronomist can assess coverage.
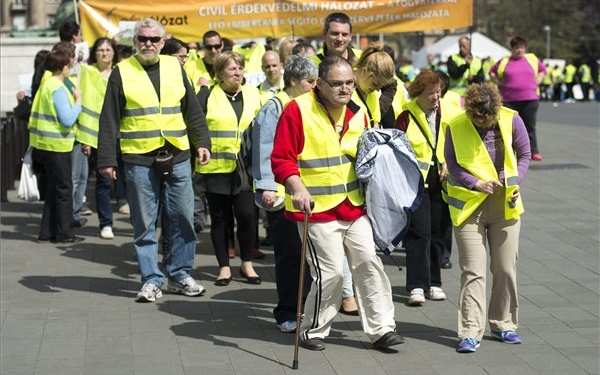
[262,50,283,86]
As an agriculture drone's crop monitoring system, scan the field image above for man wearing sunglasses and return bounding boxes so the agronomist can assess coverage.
[97,18,211,303]
[271,55,404,352]
[184,30,224,93]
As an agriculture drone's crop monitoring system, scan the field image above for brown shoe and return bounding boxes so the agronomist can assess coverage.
[250,248,266,259]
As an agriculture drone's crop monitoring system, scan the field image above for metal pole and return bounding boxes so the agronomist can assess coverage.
[543,25,551,59]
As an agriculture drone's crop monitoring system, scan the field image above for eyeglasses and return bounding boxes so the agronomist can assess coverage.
[322,78,355,90]
[204,43,223,51]
[136,35,162,44]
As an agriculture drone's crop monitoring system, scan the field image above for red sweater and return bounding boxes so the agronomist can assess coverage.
[270,92,366,222]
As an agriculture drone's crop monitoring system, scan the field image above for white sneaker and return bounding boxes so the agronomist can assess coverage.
[135,283,162,302]
[277,319,297,333]
[117,204,130,215]
[167,276,206,297]
[427,286,446,301]
[408,288,425,306]
[100,226,114,239]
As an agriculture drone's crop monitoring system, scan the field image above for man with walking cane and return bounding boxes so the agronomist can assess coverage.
[271,55,404,353]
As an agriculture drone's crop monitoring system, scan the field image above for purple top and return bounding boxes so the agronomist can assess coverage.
[490,55,546,102]
[445,113,531,189]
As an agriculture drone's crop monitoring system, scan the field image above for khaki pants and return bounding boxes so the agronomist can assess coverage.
[299,215,397,343]
[454,189,520,341]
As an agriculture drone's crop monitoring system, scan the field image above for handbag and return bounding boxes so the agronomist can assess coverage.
[17,146,40,202]
[13,96,33,122]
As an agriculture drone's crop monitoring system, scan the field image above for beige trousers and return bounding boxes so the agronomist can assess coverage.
[299,215,397,343]
[454,189,521,341]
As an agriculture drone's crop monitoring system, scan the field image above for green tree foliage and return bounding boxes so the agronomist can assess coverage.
[474,0,599,60]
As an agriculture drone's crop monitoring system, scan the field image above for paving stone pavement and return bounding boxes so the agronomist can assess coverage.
[1,102,598,375]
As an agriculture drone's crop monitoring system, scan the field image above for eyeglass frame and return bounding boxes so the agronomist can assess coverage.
[321,77,355,90]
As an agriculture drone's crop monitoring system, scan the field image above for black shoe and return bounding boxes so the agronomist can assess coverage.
[214,277,232,286]
[441,260,452,269]
[37,236,55,242]
[373,331,405,350]
[52,236,85,244]
[239,269,262,285]
[73,218,88,228]
[300,337,325,351]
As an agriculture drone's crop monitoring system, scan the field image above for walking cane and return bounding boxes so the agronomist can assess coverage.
[292,201,313,370]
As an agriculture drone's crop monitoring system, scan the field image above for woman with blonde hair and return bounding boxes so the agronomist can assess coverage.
[354,42,403,128]
[444,83,531,353]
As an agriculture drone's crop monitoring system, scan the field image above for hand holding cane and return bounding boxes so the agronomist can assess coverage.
[292,201,313,370]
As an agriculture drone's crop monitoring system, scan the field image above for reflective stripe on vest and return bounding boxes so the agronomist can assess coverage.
[77,64,108,148]
[284,92,365,213]
[118,56,190,154]
[28,76,76,152]
[197,84,261,174]
[446,107,524,226]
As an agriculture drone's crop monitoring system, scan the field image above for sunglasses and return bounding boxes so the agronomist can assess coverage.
[136,35,162,43]
[204,43,223,51]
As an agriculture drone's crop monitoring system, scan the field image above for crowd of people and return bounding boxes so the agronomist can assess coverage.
[27,11,595,354]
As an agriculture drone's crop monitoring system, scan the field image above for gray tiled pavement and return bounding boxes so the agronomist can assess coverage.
[1,101,599,375]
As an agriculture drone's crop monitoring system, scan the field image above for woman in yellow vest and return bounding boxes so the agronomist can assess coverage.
[444,83,531,353]
[394,70,452,306]
[353,42,397,129]
[196,51,263,286]
[29,49,82,243]
[78,37,119,240]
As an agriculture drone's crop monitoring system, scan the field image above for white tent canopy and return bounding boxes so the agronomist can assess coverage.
[420,31,510,64]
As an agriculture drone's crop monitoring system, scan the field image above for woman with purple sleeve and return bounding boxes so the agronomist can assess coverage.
[444,83,531,354]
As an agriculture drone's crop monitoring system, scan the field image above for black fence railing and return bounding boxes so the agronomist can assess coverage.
[1,113,29,202]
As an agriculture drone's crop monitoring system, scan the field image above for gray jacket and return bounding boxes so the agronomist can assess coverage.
[355,128,423,254]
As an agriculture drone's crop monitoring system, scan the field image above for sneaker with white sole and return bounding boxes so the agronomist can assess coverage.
[408,288,426,306]
[135,283,163,302]
[117,204,130,215]
[457,338,480,353]
[100,226,114,239]
[167,277,206,297]
[277,319,297,333]
[427,286,446,301]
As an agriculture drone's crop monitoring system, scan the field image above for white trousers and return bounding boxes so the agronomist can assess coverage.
[299,215,397,343]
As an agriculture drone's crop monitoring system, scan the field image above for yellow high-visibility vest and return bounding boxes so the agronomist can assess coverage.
[29,76,76,152]
[284,93,365,213]
[446,107,524,226]
[184,57,216,93]
[449,54,483,94]
[77,64,108,148]
[118,56,190,154]
[197,84,261,173]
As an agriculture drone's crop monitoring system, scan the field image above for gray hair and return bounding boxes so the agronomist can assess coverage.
[134,18,165,37]
[283,55,318,88]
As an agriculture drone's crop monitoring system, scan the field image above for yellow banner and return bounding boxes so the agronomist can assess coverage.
[80,0,473,45]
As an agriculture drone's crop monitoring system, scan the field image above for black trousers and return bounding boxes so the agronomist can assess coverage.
[34,149,74,241]
[268,209,311,324]
[206,190,255,267]
[405,166,452,291]
[504,100,540,154]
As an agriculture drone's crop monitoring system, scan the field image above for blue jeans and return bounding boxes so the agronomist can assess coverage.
[125,159,196,287]
[71,142,89,221]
